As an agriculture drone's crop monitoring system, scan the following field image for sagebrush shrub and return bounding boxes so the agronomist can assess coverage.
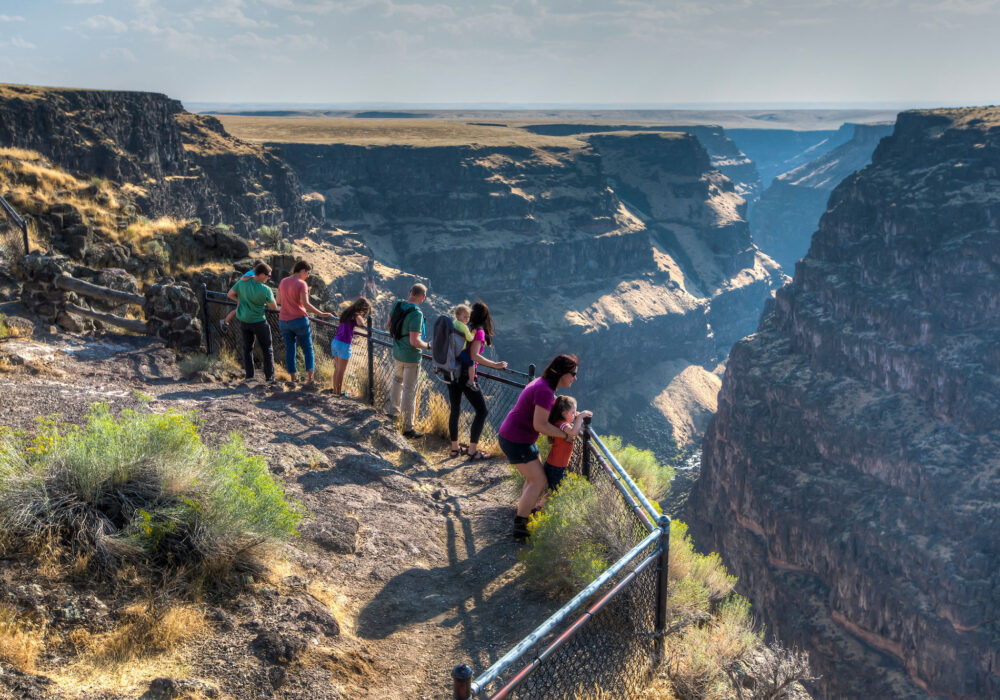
[600,435,674,500]
[0,403,302,578]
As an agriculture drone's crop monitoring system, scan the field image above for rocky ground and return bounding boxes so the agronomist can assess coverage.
[0,304,559,699]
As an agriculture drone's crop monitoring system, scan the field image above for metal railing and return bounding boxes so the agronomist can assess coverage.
[454,425,671,699]
[199,285,672,697]
[199,287,533,452]
[0,193,30,263]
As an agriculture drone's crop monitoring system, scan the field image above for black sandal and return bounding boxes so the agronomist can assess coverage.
[467,450,491,461]
[449,448,462,458]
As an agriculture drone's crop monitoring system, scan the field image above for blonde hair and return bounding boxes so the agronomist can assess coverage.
[454,304,471,319]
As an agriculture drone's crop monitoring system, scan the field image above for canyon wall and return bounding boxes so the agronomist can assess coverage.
[277,133,783,451]
[751,123,894,270]
[0,84,311,236]
[688,107,1000,698]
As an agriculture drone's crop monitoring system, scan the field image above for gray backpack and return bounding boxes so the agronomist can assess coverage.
[431,315,466,383]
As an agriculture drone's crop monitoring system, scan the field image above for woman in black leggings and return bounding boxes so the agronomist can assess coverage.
[449,301,507,460]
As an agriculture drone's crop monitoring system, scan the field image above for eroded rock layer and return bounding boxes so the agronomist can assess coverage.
[0,84,311,235]
[277,132,782,450]
[688,108,1000,698]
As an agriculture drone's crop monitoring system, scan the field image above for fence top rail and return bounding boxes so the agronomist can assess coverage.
[0,194,27,231]
[469,527,663,696]
[589,431,666,526]
[589,442,657,533]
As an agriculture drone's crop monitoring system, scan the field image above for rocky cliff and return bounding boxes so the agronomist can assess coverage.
[688,107,1000,698]
[518,123,762,204]
[751,123,894,270]
[275,131,783,451]
[0,84,312,236]
[728,126,852,189]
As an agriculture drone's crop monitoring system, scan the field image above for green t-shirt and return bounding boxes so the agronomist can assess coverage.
[233,279,275,323]
[391,300,425,363]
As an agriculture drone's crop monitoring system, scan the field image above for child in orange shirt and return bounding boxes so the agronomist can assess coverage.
[543,395,592,492]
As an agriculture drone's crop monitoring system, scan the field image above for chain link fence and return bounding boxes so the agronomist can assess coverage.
[0,193,30,264]
[200,288,532,453]
[460,434,667,699]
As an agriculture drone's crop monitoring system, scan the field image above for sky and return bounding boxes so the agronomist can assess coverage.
[0,0,999,108]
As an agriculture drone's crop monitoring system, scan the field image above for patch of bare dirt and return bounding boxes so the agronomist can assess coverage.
[0,329,559,699]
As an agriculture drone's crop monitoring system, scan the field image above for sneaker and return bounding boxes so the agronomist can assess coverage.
[402,429,425,439]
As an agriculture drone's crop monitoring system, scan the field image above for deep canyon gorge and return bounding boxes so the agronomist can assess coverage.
[2,83,996,698]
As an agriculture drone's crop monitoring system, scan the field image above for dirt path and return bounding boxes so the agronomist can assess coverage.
[0,328,557,699]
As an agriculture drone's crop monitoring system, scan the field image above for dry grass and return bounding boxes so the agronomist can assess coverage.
[0,604,45,672]
[314,353,338,390]
[89,603,206,666]
[123,215,185,244]
[415,385,452,440]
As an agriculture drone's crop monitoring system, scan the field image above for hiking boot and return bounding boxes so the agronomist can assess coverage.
[402,429,425,439]
[512,515,530,541]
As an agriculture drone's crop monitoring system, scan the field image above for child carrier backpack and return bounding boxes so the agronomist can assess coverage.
[389,301,415,340]
[431,315,466,383]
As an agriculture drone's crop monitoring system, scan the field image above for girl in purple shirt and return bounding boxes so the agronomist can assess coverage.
[331,297,371,397]
[498,354,584,541]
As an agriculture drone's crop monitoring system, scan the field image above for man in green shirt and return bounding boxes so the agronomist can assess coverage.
[227,262,279,381]
[386,283,430,438]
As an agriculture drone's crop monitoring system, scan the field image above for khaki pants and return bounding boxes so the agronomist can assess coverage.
[389,360,420,431]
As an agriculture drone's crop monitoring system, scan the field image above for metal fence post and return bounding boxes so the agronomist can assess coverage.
[451,664,473,699]
[19,220,28,258]
[581,416,593,481]
[654,514,671,664]
[200,283,212,354]
[528,363,535,382]
[366,315,375,405]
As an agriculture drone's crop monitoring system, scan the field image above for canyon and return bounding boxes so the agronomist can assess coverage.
[688,107,1000,698]
[750,122,894,270]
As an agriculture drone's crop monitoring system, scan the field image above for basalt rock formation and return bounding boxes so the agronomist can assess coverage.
[751,123,894,270]
[727,125,853,188]
[276,132,783,451]
[688,107,1000,698]
[0,84,312,236]
[519,123,762,204]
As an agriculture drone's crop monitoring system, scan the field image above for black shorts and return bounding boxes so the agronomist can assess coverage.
[498,435,539,464]
[544,462,567,491]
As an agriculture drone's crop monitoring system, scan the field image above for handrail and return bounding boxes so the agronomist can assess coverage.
[588,443,657,533]
[469,527,662,696]
[490,548,660,698]
[0,194,27,231]
[590,431,664,525]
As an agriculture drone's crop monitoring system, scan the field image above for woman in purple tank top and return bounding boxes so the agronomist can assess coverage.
[498,354,581,541]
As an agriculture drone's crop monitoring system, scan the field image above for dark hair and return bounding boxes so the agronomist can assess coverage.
[293,260,312,273]
[254,262,272,276]
[339,297,372,324]
[468,301,495,347]
[542,354,578,390]
[548,395,577,428]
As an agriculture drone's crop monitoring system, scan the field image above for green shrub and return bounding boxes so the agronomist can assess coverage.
[0,403,302,577]
[600,434,674,500]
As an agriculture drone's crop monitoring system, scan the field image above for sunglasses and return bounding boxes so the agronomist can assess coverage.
[569,371,577,377]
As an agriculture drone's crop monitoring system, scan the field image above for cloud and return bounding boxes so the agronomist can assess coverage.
[69,0,105,4]
[1,36,37,49]
[83,15,128,33]
[192,0,278,28]
[918,0,1000,12]
[0,15,25,22]
[256,0,339,13]
[229,31,328,52]
[288,14,314,26]
[100,47,137,62]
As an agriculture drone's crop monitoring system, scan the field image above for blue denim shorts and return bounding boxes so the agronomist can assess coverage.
[498,435,539,464]
[331,339,352,360]
[544,462,567,491]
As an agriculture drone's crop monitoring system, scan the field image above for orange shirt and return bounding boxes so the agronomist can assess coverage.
[546,422,575,468]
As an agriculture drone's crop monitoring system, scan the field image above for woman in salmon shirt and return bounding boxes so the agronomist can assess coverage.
[277,260,333,385]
